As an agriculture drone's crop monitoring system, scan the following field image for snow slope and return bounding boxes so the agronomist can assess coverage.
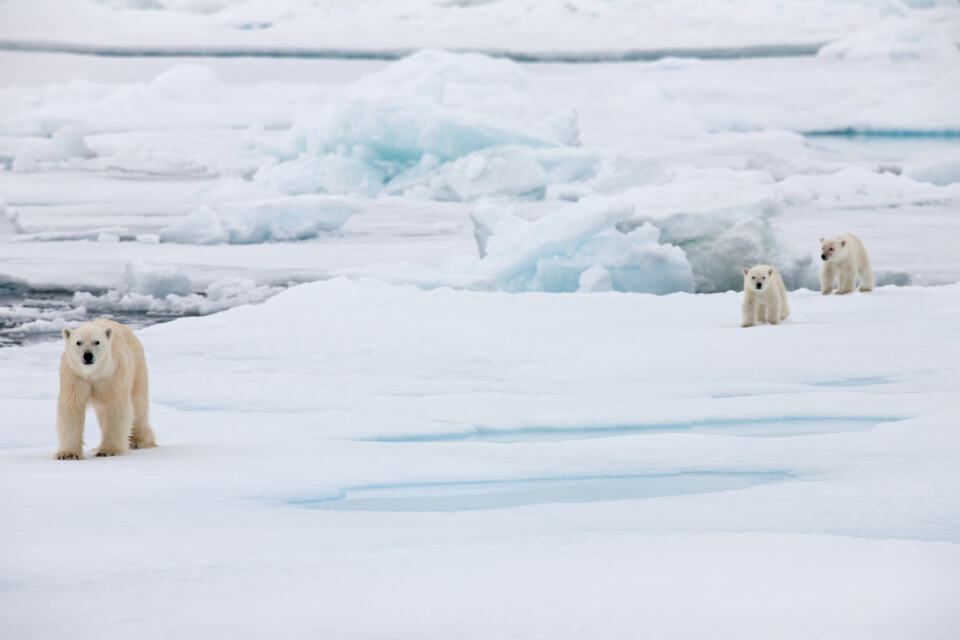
[1,278,959,638]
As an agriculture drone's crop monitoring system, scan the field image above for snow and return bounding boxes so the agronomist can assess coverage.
[2,278,960,638]
[907,150,960,186]
[0,199,21,233]
[72,264,282,316]
[1,1,960,636]
[159,195,360,244]
[471,197,693,294]
[817,16,960,64]
[252,50,576,200]
[3,0,960,60]
[12,125,95,172]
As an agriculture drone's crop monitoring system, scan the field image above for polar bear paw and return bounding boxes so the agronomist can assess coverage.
[56,451,82,460]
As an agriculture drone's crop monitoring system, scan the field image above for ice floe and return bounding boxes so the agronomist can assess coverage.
[252,50,581,200]
[472,196,694,294]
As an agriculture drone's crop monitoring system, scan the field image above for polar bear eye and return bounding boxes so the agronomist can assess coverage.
[76,341,82,346]
[94,341,100,346]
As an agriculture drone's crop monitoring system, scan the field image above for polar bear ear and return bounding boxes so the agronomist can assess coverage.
[819,237,825,243]
[62,328,71,341]
[742,268,749,275]
[768,268,773,276]
[104,328,113,340]
[841,240,846,247]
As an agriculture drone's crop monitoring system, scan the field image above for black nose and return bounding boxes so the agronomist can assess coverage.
[821,254,827,261]
[83,352,94,364]
[755,282,762,290]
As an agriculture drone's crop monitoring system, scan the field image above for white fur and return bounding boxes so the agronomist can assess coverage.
[56,319,156,459]
[820,232,875,295]
[741,265,789,328]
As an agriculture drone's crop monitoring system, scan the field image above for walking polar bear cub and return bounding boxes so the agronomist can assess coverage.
[820,233,874,295]
[741,265,789,328]
[56,319,156,460]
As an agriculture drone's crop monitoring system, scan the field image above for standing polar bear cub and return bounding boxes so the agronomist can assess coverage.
[56,319,156,460]
[820,233,874,295]
[741,265,789,328]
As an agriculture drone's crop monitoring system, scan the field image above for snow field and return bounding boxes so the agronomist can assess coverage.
[2,278,959,638]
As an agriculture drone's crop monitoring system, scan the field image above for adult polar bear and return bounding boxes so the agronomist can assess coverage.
[820,233,874,295]
[56,319,156,459]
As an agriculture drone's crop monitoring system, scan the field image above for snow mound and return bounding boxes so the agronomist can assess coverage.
[474,197,694,294]
[369,48,528,91]
[443,146,548,201]
[0,201,22,234]
[12,126,96,172]
[117,264,192,298]
[160,195,360,244]
[818,17,960,64]
[809,70,960,135]
[615,169,798,292]
[147,64,226,101]
[254,50,580,200]
[905,150,960,186]
[0,64,286,137]
[621,203,785,294]
[775,167,960,208]
[73,265,282,316]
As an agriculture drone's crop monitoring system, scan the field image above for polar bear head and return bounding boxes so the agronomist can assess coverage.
[742,265,774,292]
[820,236,848,263]
[62,323,114,378]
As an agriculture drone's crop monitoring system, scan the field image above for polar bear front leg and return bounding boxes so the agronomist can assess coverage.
[820,263,835,295]
[741,297,757,327]
[836,266,856,295]
[767,299,781,325]
[55,395,86,460]
[94,399,133,457]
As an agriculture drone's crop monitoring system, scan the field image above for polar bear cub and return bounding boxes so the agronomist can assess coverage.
[820,233,874,295]
[56,319,156,459]
[741,265,789,328]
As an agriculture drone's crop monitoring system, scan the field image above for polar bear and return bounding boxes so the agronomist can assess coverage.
[820,233,874,295]
[741,265,789,328]
[56,319,156,459]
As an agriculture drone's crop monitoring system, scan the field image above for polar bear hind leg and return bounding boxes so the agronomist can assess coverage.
[129,364,156,449]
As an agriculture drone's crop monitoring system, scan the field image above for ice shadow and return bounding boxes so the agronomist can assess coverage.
[293,471,790,512]
[366,416,897,444]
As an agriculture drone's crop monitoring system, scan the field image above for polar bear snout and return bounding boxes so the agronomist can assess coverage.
[821,253,827,261]
[755,282,763,290]
[82,351,95,365]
